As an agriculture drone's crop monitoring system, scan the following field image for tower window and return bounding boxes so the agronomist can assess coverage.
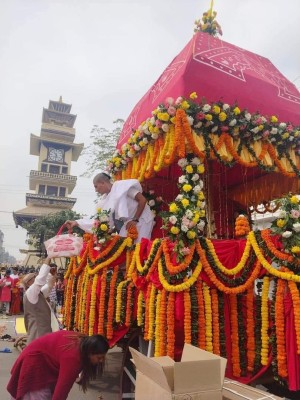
[46,186,58,196]
[49,165,60,174]
[62,167,68,174]
[41,163,48,172]
[59,187,66,197]
[38,185,45,195]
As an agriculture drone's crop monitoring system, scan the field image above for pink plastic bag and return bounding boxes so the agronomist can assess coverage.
[44,225,83,258]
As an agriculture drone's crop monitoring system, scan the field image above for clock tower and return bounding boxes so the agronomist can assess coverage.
[13,97,84,265]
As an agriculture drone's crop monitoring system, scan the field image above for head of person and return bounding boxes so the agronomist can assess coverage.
[5,270,11,277]
[79,334,109,392]
[93,173,112,195]
[12,267,18,275]
[22,272,37,289]
[0,268,5,276]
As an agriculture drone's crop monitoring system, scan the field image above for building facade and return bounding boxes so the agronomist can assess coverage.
[13,97,83,266]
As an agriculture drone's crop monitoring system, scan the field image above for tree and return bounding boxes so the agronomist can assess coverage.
[81,119,124,177]
[23,210,82,256]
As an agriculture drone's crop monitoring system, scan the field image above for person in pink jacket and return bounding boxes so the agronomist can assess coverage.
[7,330,109,400]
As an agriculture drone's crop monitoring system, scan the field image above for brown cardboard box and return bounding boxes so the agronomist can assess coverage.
[130,344,227,400]
[222,379,284,400]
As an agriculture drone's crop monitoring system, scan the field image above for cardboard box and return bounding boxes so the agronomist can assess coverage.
[130,344,227,400]
[222,379,284,400]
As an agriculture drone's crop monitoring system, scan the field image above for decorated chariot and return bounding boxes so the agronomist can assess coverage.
[63,5,300,399]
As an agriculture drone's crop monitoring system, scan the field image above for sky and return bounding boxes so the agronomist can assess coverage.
[0,0,300,261]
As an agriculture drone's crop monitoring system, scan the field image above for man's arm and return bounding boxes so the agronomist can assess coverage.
[126,191,147,230]
[26,258,51,304]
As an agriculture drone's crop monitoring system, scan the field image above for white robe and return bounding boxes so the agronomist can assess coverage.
[76,179,154,242]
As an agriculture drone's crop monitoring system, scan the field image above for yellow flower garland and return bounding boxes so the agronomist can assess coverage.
[249,231,300,282]
[261,276,270,366]
[148,284,157,340]
[158,258,202,292]
[137,290,144,327]
[116,280,129,323]
[87,237,132,275]
[88,274,99,336]
[154,291,162,356]
[205,237,251,275]
[203,283,213,352]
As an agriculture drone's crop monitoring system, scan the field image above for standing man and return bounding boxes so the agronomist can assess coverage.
[22,258,58,344]
[66,173,154,242]
[10,267,21,315]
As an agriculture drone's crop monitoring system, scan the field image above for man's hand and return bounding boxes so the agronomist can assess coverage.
[126,220,138,230]
[65,220,79,230]
[44,257,51,265]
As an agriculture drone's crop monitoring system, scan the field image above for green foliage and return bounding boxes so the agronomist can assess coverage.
[81,119,124,177]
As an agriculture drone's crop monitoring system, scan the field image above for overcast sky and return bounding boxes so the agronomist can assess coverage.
[0,0,299,261]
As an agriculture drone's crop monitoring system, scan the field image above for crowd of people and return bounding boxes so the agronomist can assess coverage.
[0,265,66,318]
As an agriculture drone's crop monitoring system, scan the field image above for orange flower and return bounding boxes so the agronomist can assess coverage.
[196,281,206,349]
[97,268,107,335]
[261,229,294,263]
[184,287,192,344]
[162,239,196,275]
[275,279,288,378]
[211,288,220,355]
[166,291,175,358]
[106,266,119,340]
[127,225,138,241]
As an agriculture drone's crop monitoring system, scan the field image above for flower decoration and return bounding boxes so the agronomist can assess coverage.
[235,215,251,237]
[91,208,112,248]
[194,7,223,37]
[271,194,300,257]
[143,190,164,216]
[107,92,300,177]
[161,154,206,259]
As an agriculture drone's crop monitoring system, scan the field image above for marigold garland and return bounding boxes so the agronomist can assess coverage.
[163,239,196,275]
[147,284,157,341]
[159,289,167,356]
[137,290,144,327]
[201,237,252,276]
[87,235,120,263]
[184,287,192,344]
[106,266,119,339]
[154,291,162,356]
[166,291,175,358]
[246,288,255,372]
[260,229,294,263]
[116,280,129,323]
[249,231,300,282]
[211,288,220,355]
[229,294,241,377]
[196,281,206,349]
[203,283,213,353]
[261,276,270,366]
[287,278,300,355]
[144,284,152,340]
[275,279,288,378]
[235,215,251,237]
[89,273,99,336]
[125,282,135,327]
[158,258,202,292]
[78,269,89,332]
[98,268,108,335]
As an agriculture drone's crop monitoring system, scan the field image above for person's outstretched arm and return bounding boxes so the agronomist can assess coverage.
[26,258,51,304]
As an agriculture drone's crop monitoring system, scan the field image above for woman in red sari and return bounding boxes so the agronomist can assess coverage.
[10,268,21,315]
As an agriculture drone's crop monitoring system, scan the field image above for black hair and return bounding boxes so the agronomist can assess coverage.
[49,263,57,269]
[78,334,109,392]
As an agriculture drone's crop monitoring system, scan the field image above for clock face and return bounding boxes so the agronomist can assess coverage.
[48,148,64,163]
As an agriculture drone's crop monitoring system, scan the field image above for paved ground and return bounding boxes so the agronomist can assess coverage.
[0,315,123,400]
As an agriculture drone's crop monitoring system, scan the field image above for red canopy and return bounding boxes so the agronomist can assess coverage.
[118,31,300,148]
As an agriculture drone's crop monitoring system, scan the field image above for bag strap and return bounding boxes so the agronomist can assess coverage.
[56,224,72,235]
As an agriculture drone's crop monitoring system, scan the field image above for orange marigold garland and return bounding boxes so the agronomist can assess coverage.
[147,284,157,341]
[260,229,294,263]
[246,288,255,372]
[106,266,119,340]
[159,289,167,356]
[144,283,152,340]
[287,279,300,355]
[166,291,175,359]
[261,276,270,366]
[184,287,192,344]
[162,239,196,275]
[211,288,220,355]
[229,294,241,377]
[275,279,288,378]
[125,282,135,327]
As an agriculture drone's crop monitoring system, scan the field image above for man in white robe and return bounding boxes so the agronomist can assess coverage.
[65,173,154,242]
